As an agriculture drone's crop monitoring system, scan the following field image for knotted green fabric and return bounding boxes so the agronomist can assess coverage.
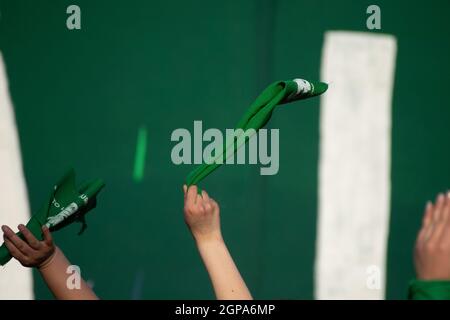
[0,169,105,266]
[186,78,328,187]
[408,279,450,300]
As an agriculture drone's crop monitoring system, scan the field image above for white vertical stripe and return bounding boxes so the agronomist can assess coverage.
[315,31,397,299]
[0,52,34,299]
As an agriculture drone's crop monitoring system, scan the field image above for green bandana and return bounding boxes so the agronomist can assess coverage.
[186,78,328,187]
[0,169,105,266]
[408,279,450,300]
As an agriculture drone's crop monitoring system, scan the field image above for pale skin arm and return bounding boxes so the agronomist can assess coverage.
[183,185,252,300]
[414,192,450,280]
[2,224,98,300]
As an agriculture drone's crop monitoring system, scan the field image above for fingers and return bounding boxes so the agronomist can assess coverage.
[439,193,450,243]
[433,193,446,223]
[427,193,450,244]
[3,238,27,262]
[210,199,219,214]
[42,225,53,247]
[1,225,33,255]
[442,192,450,224]
[202,190,211,202]
[429,219,446,245]
[196,194,203,206]
[1,225,14,238]
[184,186,219,216]
[201,191,219,214]
[422,201,434,228]
[418,201,435,244]
[183,185,187,197]
[210,198,218,209]
[185,185,198,207]
[2,224,55,268]
[18,224,41,250]
[185,185,206,214]
[202,192,212,212]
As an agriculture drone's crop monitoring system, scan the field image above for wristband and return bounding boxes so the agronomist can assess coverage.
[38,246,59,270]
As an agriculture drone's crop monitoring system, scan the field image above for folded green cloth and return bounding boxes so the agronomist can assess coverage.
[0,169,105,266]
[408,279,450,300]
[186,78,328,186]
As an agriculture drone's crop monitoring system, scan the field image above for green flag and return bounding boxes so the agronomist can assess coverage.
[186,78,328,187]
[0,169,105,266]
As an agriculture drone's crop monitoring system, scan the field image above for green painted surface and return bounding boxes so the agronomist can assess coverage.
[0,0,449,299]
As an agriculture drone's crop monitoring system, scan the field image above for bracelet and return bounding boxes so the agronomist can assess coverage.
[38,246,58,270]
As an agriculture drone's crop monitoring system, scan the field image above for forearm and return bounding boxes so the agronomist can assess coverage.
[196,237,252,300]
[38,247,98,300]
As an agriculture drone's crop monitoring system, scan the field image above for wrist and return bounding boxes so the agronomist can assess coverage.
[38,246,58,270]
[195,235,228,259]
[194,232,224,247]
[416,269,450,281]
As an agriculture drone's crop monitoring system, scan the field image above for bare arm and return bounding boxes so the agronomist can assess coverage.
[2,224,98,300]
[183,185,252,300]
[196,237,252,300]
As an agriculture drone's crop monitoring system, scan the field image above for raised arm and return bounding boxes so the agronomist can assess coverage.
[2,224,98,300]
[410,192,450,299]
[414,193,450,280]
[183,185,252,300]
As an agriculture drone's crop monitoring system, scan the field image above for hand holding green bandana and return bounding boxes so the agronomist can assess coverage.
[0,169,104,266]
[185,78,328,187]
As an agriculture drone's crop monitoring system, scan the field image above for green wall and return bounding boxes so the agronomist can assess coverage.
[0,0,449,299]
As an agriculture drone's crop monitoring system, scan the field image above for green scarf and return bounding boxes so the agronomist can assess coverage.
[186,78,328,187]
[408,279,450,300]
[0,169,104,266]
